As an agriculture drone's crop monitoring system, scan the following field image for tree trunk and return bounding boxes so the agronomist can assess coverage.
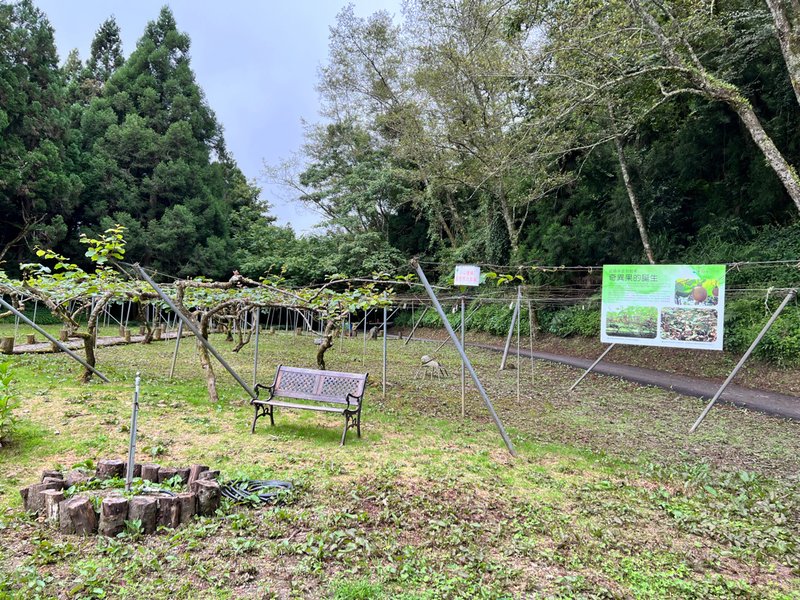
[766,0,800,108]
[316,320,337,370]
[496,185,520,255]
[609,103,656,264]
[631,0,800,215]
[732,97,800,214]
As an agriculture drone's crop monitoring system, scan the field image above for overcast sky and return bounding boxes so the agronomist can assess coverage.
[36,0,402,234]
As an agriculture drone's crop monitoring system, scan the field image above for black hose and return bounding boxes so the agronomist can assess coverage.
[220,479,293,505]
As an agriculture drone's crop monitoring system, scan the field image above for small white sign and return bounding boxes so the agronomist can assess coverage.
[454,264,481,287]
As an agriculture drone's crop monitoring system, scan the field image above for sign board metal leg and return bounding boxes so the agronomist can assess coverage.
[569,344,616,392]
[690,288,797,433]
[412,260,517,457]
[461,297,465,418]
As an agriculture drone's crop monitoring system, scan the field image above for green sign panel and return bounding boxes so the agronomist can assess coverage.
[601,264,725,350]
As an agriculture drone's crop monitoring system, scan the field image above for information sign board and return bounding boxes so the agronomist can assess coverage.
[601,264,725,350]
[454,265,481,287]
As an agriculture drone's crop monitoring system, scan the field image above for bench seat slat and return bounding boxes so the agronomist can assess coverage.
[261,400,347,413]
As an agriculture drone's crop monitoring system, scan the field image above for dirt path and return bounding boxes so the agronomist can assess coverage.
[9,331,188,354]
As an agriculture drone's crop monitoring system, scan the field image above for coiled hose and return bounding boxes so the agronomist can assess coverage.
[220,479,293,505]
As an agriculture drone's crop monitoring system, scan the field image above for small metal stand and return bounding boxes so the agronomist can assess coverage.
[690,288,797,433]
[125,372,141,492]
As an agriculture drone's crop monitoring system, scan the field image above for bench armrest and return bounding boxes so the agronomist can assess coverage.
[252,383,275,404]
[345,392,362,409]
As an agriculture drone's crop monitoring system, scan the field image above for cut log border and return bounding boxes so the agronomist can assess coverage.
[20,460,220,537]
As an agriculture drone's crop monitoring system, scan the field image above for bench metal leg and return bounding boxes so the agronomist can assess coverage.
[340,415,350,446]
[251,404,274,433]
[356,410,361,438]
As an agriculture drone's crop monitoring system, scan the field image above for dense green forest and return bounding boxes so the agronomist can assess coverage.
[2,0,799,287]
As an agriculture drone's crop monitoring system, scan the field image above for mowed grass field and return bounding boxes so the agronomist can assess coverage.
[1,324,799,599]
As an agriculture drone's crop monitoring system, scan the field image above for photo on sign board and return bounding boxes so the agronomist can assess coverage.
[605,306,658,339]
[660,308,718,343]
[674,277,720,306]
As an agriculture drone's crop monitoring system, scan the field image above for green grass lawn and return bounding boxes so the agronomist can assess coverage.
[0,326,799,599]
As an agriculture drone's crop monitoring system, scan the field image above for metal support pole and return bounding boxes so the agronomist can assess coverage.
[0,296,110,382]
[460,297,465,418]
[382,303,388,399]
[432,303,481,353]
[252,308,260,388]
[133,264,258,400]
[690,288,797,433]
[125,372,141,491]
[168,319,183,379]
[403,305,430,345]
[569,343,616,392]
[412,260,517,457]
[499,289,521,370]
[363,309,369,365]
[528,300,535,388]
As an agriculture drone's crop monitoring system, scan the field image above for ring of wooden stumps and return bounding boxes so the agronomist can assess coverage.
[20,459,223,536]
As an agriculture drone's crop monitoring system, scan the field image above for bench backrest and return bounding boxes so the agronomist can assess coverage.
[273,366,368,405]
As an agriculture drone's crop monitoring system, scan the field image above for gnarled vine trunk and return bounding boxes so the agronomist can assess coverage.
[316,320,337,370]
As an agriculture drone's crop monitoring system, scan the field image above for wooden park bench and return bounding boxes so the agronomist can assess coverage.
[250,366,368,445]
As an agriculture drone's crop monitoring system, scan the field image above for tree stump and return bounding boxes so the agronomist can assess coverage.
[128,496,158,534]
[368,326,379,340]
[153,327,162,341]
[158,467,178,484]
[191,479,221,516]
[64,469,89,489]
[21,481,65,514]
[294,327,302,336]
[174,467,190,485]
[61,496,97,536]
[42,489,65,524]
[26,334,36,345]
[122,462,142,479]
[41,469,63,482]
[141,464,160,482]
[99,496,129,537]
[139,325,146,335]
[49,340,59,352]
[96,459,125,480]
[118,326,126,338]
[177,492,196,524]
[59,330,69,342]
[123,330,131,343]
[198,470,220,481]
[0,337,13,354]
[188,464,209,485]
[157,495,181,529]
